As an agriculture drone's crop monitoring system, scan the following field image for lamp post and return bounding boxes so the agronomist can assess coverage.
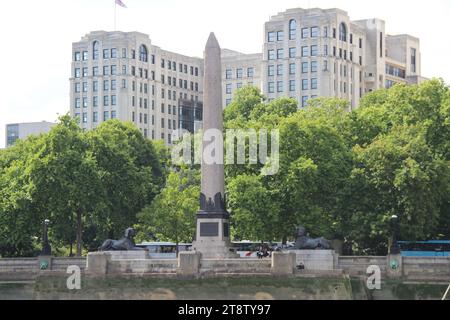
[390,215,401,255]
[41,219,52,256]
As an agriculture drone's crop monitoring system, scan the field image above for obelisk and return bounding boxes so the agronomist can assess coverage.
[192,33,236,258]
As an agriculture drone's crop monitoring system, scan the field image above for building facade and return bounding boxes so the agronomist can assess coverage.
[70,8,422,140]
[70,31,204,145]
[222,49,262,107]
[262,8,422,110]
[5,122,56,147]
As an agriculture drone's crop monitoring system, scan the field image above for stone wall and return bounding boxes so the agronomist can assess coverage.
[2,254,450,282]
[0,257,86,276]
[403,257,450,281]
[338,256,388,276]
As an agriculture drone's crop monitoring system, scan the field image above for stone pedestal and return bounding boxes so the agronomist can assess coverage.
[193,215,238,259]
[271,252,296,275]
[87,252,111,275]
[107,250,149,260]
[178,252,202,276]
[291,250,337,270]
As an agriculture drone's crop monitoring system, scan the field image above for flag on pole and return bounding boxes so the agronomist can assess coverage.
[115,0,127,8]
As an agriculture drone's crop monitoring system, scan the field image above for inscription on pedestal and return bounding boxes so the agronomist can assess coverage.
[200,222,219,237]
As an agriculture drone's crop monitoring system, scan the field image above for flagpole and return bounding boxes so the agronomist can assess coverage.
[114,1,117,31]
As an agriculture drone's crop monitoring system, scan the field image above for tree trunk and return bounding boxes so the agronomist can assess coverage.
[69,241,73,257]
[76,210,83,257]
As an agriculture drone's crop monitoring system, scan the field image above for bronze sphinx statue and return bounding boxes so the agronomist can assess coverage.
[98,228,144,251]
[291,226,331,250]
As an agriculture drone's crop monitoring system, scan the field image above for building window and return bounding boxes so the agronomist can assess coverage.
[333,28,336,39]
[277,31,284,41]
[236,68,243,78]
[311,45,318,56]
[277,81,283,92]
[289,19,297,40]
[226,99,232,106]
[93,41,100,60]
[380,32,383,58]
[311,27,319,38]
[103,66,109,76]
[311,78,318,90]
[93,66,99,76]
[350,34,353,44]
[247,67,254,78]
[323,26,328,38]
[289,47,296,58]
[302,62,308,74]
[226,69,232,79]
[139,45,148,62]
[93,112,98,123]
[104,111,109,121]
[111,48,117,59]
[268,82,274,93]
[302,28,309,38]
[83,97,88,108]
[359,38,363,49]
[93,96,98,107]
[311,61,317,73]
[302,96,308,108]
[82,51,88,61]
[277,64,283,76]
[111,95,117,106]
[268,50,275,60]
[103,80,109,91]
[75,98,81,108]
[226,83,232,94]
[289,63,295,75]
[104,96,109,106]
[237,83,243,89]
[103,49,109,59]
[75,68,81,78]
[74,52,81,61]
[302,46,308,57]
[83,82,88,92]
[268,65,274,76]
[83,112,88,124]
[302,79,308,90]
[411,48,417,73]
[289,80,295,92]
[75,83,81,93]
[111,65,117,75]
[277,49,284,59]
[93,81,98,92]
[268,31,276,42]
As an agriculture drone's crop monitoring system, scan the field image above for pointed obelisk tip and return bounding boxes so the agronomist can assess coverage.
[206,32,220,49]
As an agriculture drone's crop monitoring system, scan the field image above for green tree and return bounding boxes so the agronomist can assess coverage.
[137,167,199,255]
[27,115,106,256]
[86,120,164,244]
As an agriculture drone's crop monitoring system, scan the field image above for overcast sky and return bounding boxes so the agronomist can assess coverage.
[0,0,449,148]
